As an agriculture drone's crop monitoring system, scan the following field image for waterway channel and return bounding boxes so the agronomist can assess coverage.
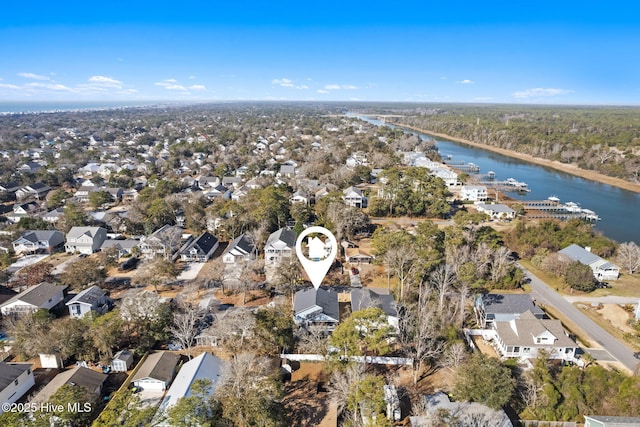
[351,114,640,244]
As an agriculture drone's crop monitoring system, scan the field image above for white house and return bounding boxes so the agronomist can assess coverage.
[12,230,65,255]
[343,186,367,208]
[430,168,459,186]
[559,244,621,281]
[460,185,488,202]
[474,202,516,220]
[264,228,297,265]
[0,362,35,414]
[131,351,181,391]
[222,234,256,264]
[66,286,111,319]
[65,226,107,254]
[155,352,223,425]
[0,282,67,316]
[179,231,219,262]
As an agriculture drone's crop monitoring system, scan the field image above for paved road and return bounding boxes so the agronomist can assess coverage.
[519,263,639,372]
[564,295,640,305]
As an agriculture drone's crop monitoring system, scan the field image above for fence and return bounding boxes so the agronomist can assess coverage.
[281,354,413,366]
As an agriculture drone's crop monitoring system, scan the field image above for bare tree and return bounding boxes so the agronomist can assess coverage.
[489,246,514,284]
[169,301,205,359]
[616,241,640,274]
[329,363,365,425]
[216,309,256,353]
[296,325,329,355]
[439,342,468,371]
[385,242,420,300]
[429,264,457,315]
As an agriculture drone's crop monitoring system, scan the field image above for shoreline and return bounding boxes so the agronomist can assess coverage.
[397,123,640,194]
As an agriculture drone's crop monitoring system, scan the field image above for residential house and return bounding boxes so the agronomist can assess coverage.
[12,230,65,255]
[204,184,231,200]
[264,228,297,265]
[66,285,111,319]
[409,391,513,427]
[65,226,107,254]
[221,176,242,188]
[290,189,310,205]
[41,207,65,224]
[122,188,139,202]
[0,182,20,194]
[0,286,18,307]
[343,186,367,208]
[231,185,249,201]
[100,238,140,257]
[0,282,67,316]
[430,167,459,186]
[583,416,640,427]
[222,234,256,264]
[155,352,223,426]
[293,287,340,330]
[277,164,297,178]
[6,202,39,223]
[460,185,488,201]
[17,161,42,174]
[0,362,35,414]
[474,202,516,220]
[345,247,374,263]
[74,184,98,203]
[15,183,51,200]
[111,349,135,373]
[139,225,186,260]
[559,244,621,281]
[131,351,181,391]
[490,311,579,361]
[351,288,399,330]
[179,231,219,262]
[473,293,545,329]
[31,366,107,405]
[105,187,123,203]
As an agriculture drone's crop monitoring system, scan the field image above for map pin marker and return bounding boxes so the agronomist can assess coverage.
[295,226,338,290]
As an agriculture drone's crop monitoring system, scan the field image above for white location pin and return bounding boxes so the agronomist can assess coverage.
[295,226,338,290]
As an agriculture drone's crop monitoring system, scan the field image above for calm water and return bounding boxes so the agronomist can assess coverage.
[354,114,640,244]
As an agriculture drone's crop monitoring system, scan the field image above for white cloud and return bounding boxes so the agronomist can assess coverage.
[513,88,572,98]
[272,78,294,87]
[189,75,197,79]
[440,76,448,80]
[324,84,358,90]
[0,83,21,90]
[456,79,474,84]
[155,80,187,91]
[317,89,329,94]
[296,85,309,90]
[18,72,51,81]
[189,85,207,91]
[26,82,74,91]
[88,75,123,88]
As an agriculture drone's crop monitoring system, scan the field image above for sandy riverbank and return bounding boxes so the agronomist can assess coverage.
[398,123,640,194]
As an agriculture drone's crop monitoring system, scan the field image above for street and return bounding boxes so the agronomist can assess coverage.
[519,263,640,372]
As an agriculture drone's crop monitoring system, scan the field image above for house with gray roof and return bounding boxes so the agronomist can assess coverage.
[131,351,181,392]
[66,285,111,319]
[0,362,35,414]
[100,238,140,257]
[584,415,640,427]
[31,366,107,405]
[179,231,219,262]
[12,230,65,255]
[491,311,578,361]
[265,228,297,265]
[293,287,340,331]
[559,244,620,281]
[65,226,107,254]
[139,224,186,260]
[410,391,513,427]
[474,293,545,328]
[474,202,515,219]
[351,288,399,330]
[222,234,256,264]
[0,282,67,316]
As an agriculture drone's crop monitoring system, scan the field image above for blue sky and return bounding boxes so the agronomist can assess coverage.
[1,1,638,104]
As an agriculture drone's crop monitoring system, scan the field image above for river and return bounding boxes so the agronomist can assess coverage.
[352,114,640,244]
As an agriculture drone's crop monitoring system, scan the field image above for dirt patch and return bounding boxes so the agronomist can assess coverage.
[214,289,271,307]
[596,304,635,334]
[283,362,335,427]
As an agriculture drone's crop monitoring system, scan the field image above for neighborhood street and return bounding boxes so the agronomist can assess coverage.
[519,263,640,372]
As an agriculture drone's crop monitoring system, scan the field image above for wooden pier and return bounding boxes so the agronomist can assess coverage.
[520,198,600,221]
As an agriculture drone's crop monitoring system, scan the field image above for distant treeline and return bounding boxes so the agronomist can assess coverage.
[393,105,640,183]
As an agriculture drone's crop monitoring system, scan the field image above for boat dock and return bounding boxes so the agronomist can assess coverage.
[521,197,601,221]
[445,161,480,173]
[477,177,530,192]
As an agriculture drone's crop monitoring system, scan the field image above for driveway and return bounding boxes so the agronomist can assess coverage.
[177,262,206,281]
[5,254,49,273]
[519,263,640,372]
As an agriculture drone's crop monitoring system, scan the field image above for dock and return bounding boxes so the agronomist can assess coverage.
[521,197,600,221]
[477,177,530,192]
[445,161,480,173]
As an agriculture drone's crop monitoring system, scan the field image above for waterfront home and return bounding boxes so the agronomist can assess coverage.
[559,244,620,281]
[460,185,488,202]
[474,202,516,220]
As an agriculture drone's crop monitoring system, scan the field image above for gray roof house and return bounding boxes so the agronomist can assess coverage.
[15,182,50,200]
[100,238,140,257]
[351,288,398,330]
[12,230,65,255]
[409,391,513,427]
[31,366,107,405]
[222,234,255,264]
[584,415,640,427]
[474,293,545,328]
[474,202,516,219]
[0,282,67,316]
[491,311,579,361]
[66,285,111,319]
[343,186,367,208]
[180,231,219,262]
[0,362,35,415]
[139,225,186,260]
[265,228,297,265]
[559,244,620,281]
[131,351,181,391]
[293,287,340,330]
[65,226,107,255]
